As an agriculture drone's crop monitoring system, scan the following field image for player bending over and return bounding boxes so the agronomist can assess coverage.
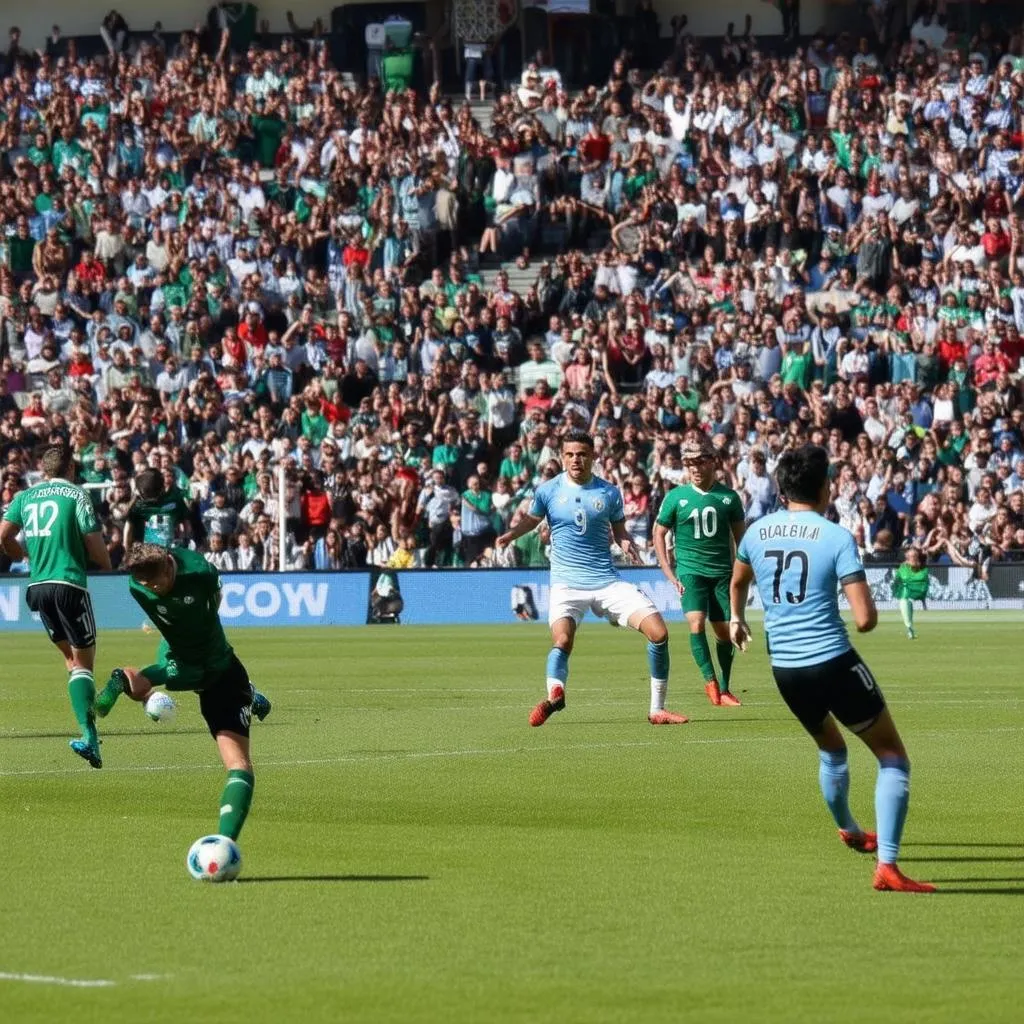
[729,446,934,892]
[497,429,687,726]
[653,434,746,706]
[0,444,112,767]
[95,544,272,843]
[893,547,928,640]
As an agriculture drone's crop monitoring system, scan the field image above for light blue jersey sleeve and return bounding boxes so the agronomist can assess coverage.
[537,474,623,590]
[741,511,856,668]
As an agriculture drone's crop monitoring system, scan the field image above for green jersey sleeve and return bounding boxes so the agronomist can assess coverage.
[75,492,100,535]
[655,489,680,528]
[725,489,744,526]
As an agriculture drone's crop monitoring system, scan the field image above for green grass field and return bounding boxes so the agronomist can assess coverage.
[1,615,1022,1024]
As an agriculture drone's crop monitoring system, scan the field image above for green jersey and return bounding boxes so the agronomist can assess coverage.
[128,489,190,547]
[129,548,232,671]
[656,482,744,577]
[893,563,929,601]
[2,478,100,589]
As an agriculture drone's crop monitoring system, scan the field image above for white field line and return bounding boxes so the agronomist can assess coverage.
[1,727,1021,780]
[0,971,115,988]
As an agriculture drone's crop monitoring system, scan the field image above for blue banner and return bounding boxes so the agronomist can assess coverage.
[0,564,1016,633]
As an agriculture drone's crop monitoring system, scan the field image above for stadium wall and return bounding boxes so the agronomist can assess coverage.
[0,563,1019,632]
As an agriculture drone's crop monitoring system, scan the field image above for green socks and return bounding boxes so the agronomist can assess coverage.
[218,769,255,841]
[899,599,913,630]
[689,632,716,682]
[68,669,98,747]
[715,640,735,693]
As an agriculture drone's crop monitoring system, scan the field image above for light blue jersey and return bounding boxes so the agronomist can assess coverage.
[737,510,864,668]
[530,473,625,590]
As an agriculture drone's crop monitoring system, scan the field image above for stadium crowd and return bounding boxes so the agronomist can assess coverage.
[2,6,1024,578]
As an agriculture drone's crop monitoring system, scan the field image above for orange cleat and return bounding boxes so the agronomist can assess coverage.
[872,863,937,893]
[719,691,742,707]
[839,829,878,854]
[529,685,565,727]
[705,680,722,706]
[648,709,689,725]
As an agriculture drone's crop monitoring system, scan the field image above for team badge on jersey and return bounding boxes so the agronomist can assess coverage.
[593,499,605,512]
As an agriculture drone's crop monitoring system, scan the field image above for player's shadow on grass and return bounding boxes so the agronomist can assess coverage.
[935,887,1024,896]
[903,841,1022,848]
[236,874,429,884]
[1,729,210,740]
[901,855,1024,863]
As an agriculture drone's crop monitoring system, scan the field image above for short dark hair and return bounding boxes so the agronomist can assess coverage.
[40,444,72,479]
[776,445,830,505]
[124,542,170,578]
[135,467,164,501]
[560,429,594,450]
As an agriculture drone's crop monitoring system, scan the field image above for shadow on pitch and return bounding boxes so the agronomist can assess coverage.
[935,887,1024,896]
[901,855,1024,863]
[1,729,210,740]
[236,874,429,885]
[903,841,1022,849]
[934,877,1024,884]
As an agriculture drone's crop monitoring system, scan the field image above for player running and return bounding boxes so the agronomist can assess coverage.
[653,435,746,706]
[729,445,935,893]
[496,429,687,726]
[0,444,112,767]
[123,467,192,549]
[893,547,929,640]
[95,543,272,844]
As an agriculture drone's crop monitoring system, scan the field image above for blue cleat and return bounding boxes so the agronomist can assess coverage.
[251,689,272,722]
[70,738,102,769]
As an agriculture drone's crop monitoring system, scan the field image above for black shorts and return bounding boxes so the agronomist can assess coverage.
[26,584,96,649]
[197,655,254,739]
[772,648,886,736]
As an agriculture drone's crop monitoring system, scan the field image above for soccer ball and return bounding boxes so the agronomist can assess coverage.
[186,835,242,882]
[144,691,177,723]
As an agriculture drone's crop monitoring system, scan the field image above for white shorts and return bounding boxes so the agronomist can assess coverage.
[548,581,658,630]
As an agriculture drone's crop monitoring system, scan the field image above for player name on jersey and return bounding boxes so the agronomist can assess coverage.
[756,523,822,542]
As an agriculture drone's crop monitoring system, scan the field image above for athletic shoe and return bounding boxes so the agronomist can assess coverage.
[719,691,742,707]
[648,709,689,725]
[529,685,565,727]
[69,738,102,769]
[251,689,272,722]
[872,863,936,893]
[95,668,129,718]
[839,829,878,854]
[704,681,722,706]
[907,628,917,641]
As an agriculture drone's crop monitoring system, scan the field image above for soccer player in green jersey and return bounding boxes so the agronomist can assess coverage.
[893,547,929,640]
[653,436,746,706]
[0,445,112,767]
[95,543,272,844]
[123,468,192,549]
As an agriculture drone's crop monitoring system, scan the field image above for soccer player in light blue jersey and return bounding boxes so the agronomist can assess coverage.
[497,429,688,726]
[729,445,935,894]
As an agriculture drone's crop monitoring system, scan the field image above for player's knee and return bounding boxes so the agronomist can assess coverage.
[687,615,707,634]
[645,618,669,645]
[553,636,574,655]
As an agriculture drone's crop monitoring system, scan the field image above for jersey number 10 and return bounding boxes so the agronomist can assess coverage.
[686,506,718,539]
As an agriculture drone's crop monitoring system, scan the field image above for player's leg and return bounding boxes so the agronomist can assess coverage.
[708,576,739,704]
[201,657,256,841]
[531,586,583,726]
[773,661,871,850]
[97,640,171,715]
[680,576,721,704]
[628,608,688,724]
[40,587,102,768]
[898,598,916,639]
[832,654,935,892]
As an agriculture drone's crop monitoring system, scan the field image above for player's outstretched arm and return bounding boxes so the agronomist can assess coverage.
[842,578,878,633]
[611,519,641,565]
[497,513,543,548]
[0,520,26,562]
[728,559,754,651]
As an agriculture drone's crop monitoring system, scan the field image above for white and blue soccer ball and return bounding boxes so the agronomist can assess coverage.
[144,691,177,723]
[187,835,242,882]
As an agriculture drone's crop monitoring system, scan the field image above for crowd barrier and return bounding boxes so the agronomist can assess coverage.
[0,563,1020,632]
